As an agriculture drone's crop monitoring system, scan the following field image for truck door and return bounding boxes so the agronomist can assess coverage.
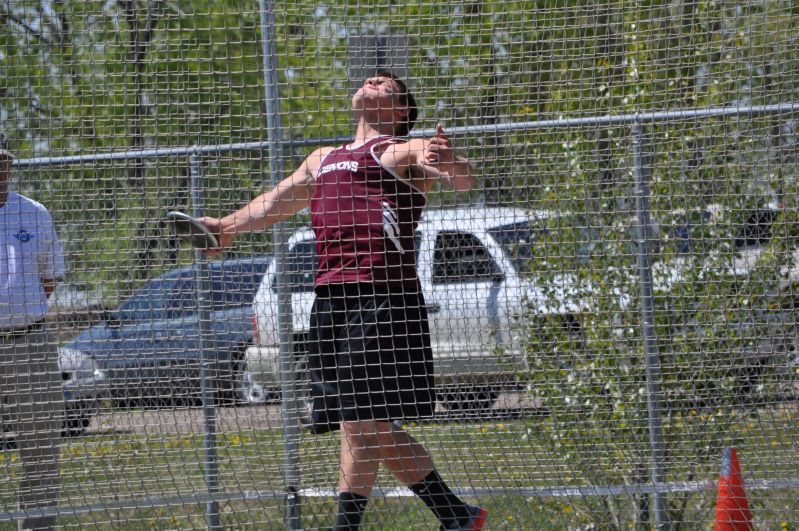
[282,239,318,334]
[425,230,505,367]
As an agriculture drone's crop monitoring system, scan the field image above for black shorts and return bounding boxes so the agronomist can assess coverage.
[306,283,435,434]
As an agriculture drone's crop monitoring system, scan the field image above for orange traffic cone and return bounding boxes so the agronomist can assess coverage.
[714,447,752,531]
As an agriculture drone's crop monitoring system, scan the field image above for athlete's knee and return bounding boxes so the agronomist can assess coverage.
[341,420,381,454]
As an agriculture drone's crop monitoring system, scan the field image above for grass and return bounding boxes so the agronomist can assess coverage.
[0,409,796,529]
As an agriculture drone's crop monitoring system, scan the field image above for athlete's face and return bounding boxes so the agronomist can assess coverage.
[352,76,409,128]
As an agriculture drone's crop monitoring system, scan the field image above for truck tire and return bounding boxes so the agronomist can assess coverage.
[231,365,268,406]
[437,384,499,411]
[295,336,314,425]
[275,335,313,426]
[62,406,92,437]
[221,347,268,406]
[292,353,313,427]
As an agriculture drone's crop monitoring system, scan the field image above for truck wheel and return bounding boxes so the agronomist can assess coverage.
[437,385,499,411]
[230,351,268,406]
[291,338,313,426]
[232,368,268,405]
[293,356,314,426]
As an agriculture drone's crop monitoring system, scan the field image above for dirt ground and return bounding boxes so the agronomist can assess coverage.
[86,392,541,436]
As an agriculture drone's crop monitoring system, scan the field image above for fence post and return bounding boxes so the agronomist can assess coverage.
[631,124,670,530]
[190,152,221,529]
[258,1,302,529]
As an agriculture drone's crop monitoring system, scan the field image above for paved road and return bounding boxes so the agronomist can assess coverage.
[86,392,542,436]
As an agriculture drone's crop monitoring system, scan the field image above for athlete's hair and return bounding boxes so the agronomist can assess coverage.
[376,71,417,137]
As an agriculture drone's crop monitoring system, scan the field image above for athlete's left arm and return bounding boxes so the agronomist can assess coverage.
[382,125,476,194]
[41,278,56,296]
[411,125,476,193]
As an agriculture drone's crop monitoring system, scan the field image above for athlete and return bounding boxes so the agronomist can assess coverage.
[200,72,486,530]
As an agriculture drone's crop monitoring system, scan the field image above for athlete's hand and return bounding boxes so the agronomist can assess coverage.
[416,123,475,191]
[196,217,234,256]
[423,124,454,166]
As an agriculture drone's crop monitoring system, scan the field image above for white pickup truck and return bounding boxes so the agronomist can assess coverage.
[245,206,587,410]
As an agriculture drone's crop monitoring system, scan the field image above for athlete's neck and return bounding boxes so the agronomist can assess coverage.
[352,122,394,147]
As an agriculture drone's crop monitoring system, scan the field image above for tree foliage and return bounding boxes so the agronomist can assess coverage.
[2,0,799,526]
[3,0,797,287]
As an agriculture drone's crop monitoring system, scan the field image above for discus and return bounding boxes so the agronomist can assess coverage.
[164,210,220,250]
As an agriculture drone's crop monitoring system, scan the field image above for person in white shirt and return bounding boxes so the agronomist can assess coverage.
[0,132,65,531]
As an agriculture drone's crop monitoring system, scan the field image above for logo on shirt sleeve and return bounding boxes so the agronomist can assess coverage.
[13,229,34,243]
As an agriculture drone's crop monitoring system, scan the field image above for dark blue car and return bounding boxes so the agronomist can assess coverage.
[61,256,272,407]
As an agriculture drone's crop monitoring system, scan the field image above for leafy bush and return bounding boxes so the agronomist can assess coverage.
[519,186,799,526]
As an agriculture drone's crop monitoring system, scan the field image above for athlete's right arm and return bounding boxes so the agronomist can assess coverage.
[200,148,328,253]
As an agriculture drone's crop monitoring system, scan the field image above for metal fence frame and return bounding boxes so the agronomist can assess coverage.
[7,101,799,530]
[6,3,799,527]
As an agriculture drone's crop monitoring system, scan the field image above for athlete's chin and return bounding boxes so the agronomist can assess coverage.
[353,90,380,104]
[352,93,376,112]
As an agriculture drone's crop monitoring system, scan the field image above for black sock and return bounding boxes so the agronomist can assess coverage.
[409,470,471,529]
[334,492,369,531]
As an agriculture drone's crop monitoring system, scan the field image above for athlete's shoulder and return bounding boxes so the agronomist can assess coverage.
[308,145,338,159]
[382,138,426,164]
[304,145,337,171]
[378,137,423,154]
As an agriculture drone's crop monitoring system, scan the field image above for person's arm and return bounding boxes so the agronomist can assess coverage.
[41,278,56,297]
[37,209,65,299]
[417,151,475,192]
[200,148,325,254]
[386,125,476,194]
[418,124,476,192]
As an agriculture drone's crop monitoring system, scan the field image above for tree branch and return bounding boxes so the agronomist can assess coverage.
[1,9,56,45]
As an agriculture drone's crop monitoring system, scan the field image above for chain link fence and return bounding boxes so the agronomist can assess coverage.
[2,0,799,528]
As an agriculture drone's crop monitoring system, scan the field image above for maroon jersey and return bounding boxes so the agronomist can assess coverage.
[310,136,426,290]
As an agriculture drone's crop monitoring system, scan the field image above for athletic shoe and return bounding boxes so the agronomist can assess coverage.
[441,504,488,530]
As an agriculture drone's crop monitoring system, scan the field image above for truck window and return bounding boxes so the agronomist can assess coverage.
[432,231,503,283]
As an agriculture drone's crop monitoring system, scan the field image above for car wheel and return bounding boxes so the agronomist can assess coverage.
[62,408,92,437]
[437,385,499,412]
